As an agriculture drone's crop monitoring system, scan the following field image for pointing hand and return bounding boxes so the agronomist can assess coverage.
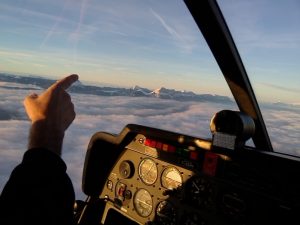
[24,74,79,155]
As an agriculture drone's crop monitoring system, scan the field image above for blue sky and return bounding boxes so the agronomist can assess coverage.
[218,0,300,104]
[0,0,299,103]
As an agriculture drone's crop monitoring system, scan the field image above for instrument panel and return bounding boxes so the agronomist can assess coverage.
[80,124,300,225]
[99,134,198,224]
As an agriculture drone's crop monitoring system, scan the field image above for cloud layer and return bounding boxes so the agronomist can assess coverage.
[0,84,299,200]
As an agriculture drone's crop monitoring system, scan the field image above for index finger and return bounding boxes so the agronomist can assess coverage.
[51,74,79,91]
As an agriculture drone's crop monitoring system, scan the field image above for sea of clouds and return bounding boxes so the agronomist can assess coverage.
[0,82,299,200]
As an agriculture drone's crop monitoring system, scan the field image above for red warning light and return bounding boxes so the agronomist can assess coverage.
[156,142,163,149]
[150,140,156,148]
[144,138,178,155]
[144,139,151,146]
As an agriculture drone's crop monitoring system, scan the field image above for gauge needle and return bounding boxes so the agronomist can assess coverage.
[136,199,152,207]
[146,163,154,175]
[141,163,154,178]
[192,181,200,193]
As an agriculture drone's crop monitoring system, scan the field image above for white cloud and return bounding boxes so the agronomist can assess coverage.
[261,105,300,155]
[0,83,300,200]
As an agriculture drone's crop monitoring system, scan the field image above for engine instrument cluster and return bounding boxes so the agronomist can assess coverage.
[99,134,198,224]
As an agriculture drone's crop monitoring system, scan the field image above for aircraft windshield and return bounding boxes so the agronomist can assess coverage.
[218,0,300,156]
[1,0,298,201]
[0,0,237,199]
[0,0,236,137]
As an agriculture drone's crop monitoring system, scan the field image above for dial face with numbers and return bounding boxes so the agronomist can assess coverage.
[161,167,182,190]
[138,158,158,185]
[133,189,153,217]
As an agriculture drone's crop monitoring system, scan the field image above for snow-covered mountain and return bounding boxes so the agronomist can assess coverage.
[0,72,232,103]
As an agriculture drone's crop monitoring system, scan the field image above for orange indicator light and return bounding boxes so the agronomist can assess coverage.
[162,144,168,151]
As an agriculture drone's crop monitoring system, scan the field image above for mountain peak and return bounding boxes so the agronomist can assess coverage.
[73,80,83,86]
[0,73,232,103]
[152,87,165,95]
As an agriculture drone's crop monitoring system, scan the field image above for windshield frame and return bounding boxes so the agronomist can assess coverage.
[184,0,273,151]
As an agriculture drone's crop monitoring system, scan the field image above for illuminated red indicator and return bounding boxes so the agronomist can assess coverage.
[190,151,198,160]
[168,145,176,153]
[144,139,151,146]
[144,139,177,154]
[150,140,156,148]
[203,152,218,176]
[156,142,163,149]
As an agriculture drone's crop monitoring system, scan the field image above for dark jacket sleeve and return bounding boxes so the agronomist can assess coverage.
[0,148,75,225]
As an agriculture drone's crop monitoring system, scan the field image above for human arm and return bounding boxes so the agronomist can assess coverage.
[0,74,79,225]
[24,74,78,155]
[0,148,75,225]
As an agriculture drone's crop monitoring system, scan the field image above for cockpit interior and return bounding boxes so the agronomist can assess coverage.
[75,121,300,225]
[73,1,300,224]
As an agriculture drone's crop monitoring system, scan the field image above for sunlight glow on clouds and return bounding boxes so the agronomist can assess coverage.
[0,0,300,200]
[0,83,235,199]
[0,83,300,200]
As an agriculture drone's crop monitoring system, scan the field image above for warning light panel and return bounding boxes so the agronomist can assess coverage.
[144,138,200,161]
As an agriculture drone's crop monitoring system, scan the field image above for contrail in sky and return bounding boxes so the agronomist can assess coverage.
[40,0,71,48]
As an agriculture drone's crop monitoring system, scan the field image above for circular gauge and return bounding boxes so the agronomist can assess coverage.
[185,176,216,209]
[119,160,134,179]
[139,158,158,185]
[133,189,153,217]
[161,167,182,190]
[155,201,177,225]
